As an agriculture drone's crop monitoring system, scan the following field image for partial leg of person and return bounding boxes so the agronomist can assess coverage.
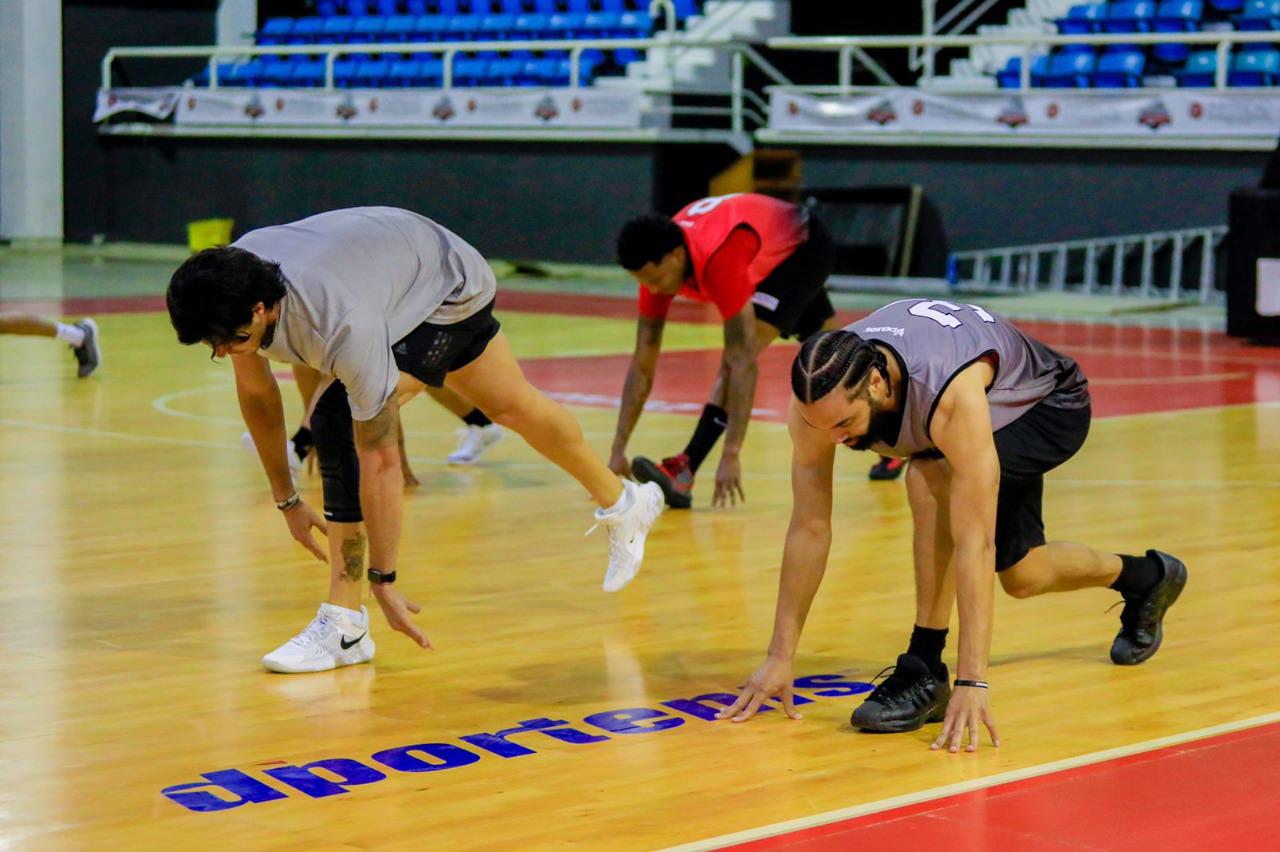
[992,404,1187,665]
[632,319,779,508]
[242,363,320,473]
[0,312,100,377]
[261,380,375,673]
[425,384,504,465]
[438,331,663,592]
[852,455,955,732]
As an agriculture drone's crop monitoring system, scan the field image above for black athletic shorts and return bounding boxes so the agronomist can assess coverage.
[392,299,501,387]
[991,399,1092,571]
[751,214,837,341]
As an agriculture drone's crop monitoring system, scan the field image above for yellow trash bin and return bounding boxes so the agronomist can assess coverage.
[187,218,234,252]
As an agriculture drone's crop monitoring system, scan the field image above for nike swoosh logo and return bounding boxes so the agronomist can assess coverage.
[340,632,367,650]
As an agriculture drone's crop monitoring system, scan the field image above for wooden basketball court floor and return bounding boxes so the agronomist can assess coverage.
[3,276,1280,850]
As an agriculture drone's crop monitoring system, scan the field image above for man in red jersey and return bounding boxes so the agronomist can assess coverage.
[610,192,845,508]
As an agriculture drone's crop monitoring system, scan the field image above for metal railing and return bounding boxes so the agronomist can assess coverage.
[950,225,1227,302]
[913,0,1006,81]
[768,30,1280,91]
[100,36,788,132]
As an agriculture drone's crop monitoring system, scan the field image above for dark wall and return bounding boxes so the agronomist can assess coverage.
[800,145,1267,251]
[87,138,655,261]
[64,1,217,243]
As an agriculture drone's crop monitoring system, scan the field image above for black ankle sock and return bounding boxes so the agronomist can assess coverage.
[462,408,492,428]
[906,625,948,678]
[1111,552,1161,597]
[682,404,728,473]
[291,426,313,458]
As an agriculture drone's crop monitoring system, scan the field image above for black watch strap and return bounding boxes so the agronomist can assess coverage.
[367,568,397,585]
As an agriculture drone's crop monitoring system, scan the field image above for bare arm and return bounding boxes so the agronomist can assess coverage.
[232,353,294,502]
[929,362,1001,751]
[719,399,836,722]
[609,315,665,471]
[712,304,761,506]
[353,395,403,575]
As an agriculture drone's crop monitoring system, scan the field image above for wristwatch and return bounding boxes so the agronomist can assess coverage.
[367,568,397,585]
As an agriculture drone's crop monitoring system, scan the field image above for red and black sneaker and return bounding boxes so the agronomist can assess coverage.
[632,453,694,509]
[868,456,906,481]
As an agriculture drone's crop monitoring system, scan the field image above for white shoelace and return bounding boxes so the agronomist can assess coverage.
[288,616,332,648]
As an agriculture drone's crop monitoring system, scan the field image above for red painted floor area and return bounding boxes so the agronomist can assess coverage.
[722,722,1280,852]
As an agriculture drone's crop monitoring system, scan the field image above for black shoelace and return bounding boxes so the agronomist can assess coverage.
[866,664,921,706]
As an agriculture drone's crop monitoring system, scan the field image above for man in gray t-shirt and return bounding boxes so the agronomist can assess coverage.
[719,299,1187,753]
[167,207,663,674]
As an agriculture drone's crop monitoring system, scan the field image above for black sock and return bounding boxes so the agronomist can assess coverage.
[682,404,728,473]
[906,625,948,678]
[291,426,313,459]
[1111,552,1161,597]
[462,408,492,428]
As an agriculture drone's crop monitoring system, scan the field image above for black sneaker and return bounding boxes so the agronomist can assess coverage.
[851,653,951,733]
[868,456,906,481]
[1110,549,1188,666]
[72,318,100,378]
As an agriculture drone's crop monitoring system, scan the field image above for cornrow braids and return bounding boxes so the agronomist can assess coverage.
[791,330,887,404]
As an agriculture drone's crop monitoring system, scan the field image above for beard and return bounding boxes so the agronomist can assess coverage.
[258,320,277,351]
[847,400,897,451]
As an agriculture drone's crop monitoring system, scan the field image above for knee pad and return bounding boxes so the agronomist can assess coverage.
[310,381,363,523]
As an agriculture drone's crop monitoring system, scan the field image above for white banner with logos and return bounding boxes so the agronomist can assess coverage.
[770,89,1280,138]
[147,86,643,129]
[94,87,181,122]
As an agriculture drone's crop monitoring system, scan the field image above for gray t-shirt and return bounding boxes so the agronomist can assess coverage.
[233,207,496,420]
[852,299,1089,458]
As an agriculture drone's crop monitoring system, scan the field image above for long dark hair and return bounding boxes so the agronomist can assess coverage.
[166,247,287,346]
[791,330,887,403]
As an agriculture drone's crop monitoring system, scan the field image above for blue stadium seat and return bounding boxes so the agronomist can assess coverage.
[997,55,1049,87]
[565,0,592,12]
[1207,0,1243,8]
[1055,3,1106,34]
[435,0,462,14]
[1177,50,1219,85]
[613,47,643,67]
[419,55,445,83]
[317,1,339,16]
[495,0,526,13]
[1039,51,1096,86]
[1104,0,1157,32]
[530,0,557,12]
[190,62,236,87]
[673,0,698,19]
[548,12,587,36]
[384,15,417,40]
[1094,49,1146,86]
[354,58,393,87]
[480,14,517,38]
[318,16,356,44]
[599,0,627,11]
[447,14,485,39]
[514,13,551,38]
[582,12,623,36]
[519,56,559,85]
[487,55,525,84]
[226,60,266,87]
[333,57,360,87]
[405,0,429,13]
[1229,48,1280,83]
[388,58,423,86]
[1152,0,1202,63]
[262,58,296,86]
[413,15,450,40]
[1237,0,1280,30]
[559,55,599,84]
[452,55,488,85]
[258,18,293,46]
[289,17,325,44]
[618,10,652,35]
[350,16,388,43]
[291,59,327,87]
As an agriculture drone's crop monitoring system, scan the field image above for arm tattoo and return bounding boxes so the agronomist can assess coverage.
[341,531,366,582]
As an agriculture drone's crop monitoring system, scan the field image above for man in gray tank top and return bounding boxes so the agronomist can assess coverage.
[718,298,1187,752]
[166,207,663,674]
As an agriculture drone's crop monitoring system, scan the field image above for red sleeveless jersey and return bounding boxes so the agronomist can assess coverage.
[637,193,810,320]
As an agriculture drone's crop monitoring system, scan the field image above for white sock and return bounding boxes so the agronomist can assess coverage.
[323,602,366,627]
[56,323,85,347]
[599,481,635,517]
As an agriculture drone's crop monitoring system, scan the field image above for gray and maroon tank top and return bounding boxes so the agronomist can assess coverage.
[852,299,1088,458]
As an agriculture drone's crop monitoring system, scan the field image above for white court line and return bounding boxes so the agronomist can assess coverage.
[660,711,1280,852]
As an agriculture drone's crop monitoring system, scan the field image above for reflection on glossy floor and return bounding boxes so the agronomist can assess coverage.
[2,294,1280,850]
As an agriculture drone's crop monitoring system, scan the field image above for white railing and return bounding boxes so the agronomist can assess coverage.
[914,0,1007,81]
[768,30,1280,91]
[100,36,787,132]
[950,225,1227,302]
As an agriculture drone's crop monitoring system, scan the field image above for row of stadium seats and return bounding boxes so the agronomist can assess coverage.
[258,11,655,44]
[191,49,638,88]
[1055,0,1273,33]
[997,47,1280,86]
[312,0,687,16]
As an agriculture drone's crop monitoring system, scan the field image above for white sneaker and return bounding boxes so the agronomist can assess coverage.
[592,480,665,593]
[262,603,375,673]
[241,430,306,473]
[447,423,504,465]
